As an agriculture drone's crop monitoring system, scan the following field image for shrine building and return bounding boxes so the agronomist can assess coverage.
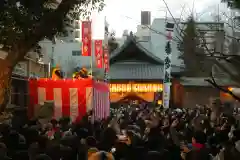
[108,34,238,108]
[108,35,183,107]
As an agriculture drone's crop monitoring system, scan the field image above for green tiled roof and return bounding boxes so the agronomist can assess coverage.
[180,77,238,86]
[109,62,182,80]
[109,35,183,80]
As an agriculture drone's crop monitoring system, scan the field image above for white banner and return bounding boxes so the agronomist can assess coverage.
[163,83,171,108]
[163,23,174,108]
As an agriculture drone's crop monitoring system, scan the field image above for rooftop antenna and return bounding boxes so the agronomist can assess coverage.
[192,0,195,16]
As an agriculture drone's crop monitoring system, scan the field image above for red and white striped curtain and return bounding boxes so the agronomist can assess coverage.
[28,79,109,122]
[92,81,110,120]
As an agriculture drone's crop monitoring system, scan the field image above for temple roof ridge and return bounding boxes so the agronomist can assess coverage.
[110,34,164,65]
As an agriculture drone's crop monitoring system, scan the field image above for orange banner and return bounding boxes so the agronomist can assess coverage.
[94,40,103,68]
[110,83,163,92]
[81,21,92,56]
[103,47,109,72]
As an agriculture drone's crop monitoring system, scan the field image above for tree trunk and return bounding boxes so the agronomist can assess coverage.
[0,59,13,113]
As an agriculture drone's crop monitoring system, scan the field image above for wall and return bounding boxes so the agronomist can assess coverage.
[171,80,184,107]
[13,61,28,77]
[10,78,28,108]
[28,60,48,78]
[135,25,151,41]
[182,86,220,108]
[13,57,47,78]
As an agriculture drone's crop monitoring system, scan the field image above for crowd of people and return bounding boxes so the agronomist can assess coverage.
[0,100,240,160]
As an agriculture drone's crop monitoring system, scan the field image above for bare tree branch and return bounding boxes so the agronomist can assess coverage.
[205,67,240,101]
[161,0,185,40]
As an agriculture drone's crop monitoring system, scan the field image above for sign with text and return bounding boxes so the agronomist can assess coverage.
[103,47,109,72]
[110,83,163,92]
[94,40,103,68]
[163,83,171,108]
[81,21,92,56]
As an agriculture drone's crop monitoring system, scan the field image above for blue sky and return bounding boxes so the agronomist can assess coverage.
[92,0,227,38]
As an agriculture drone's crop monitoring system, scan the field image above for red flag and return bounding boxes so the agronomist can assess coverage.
[94,40,103,68]
[103,47,109,72]
[81,21,92,56]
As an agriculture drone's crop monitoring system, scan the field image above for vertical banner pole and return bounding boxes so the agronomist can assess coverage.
[103,16,109,82]
[90,20,93,76]
[163,22,174,109]
[89,19,94,123]
[48,62,51,78]
[81,19,94,122]
[90,53,93,76]
[103,16,110,117]
[49,40,55,78]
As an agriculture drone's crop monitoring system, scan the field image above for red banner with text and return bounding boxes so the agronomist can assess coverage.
[103,47,109,72]
[94,40,103,68]
[81,21,92,56]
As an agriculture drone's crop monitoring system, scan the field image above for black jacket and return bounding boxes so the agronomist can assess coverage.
[186,147,211,160]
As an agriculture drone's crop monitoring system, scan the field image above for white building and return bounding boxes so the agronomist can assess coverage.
[135,25,151,42]
[135,11,152,42]
[39,40,94,77]
[145,17,183,66]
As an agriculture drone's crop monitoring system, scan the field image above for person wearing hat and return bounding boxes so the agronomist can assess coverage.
[52,65,63,80]
[79,67,89,78]
[72,72,80,79]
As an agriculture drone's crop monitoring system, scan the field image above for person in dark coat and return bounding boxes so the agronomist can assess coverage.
[185,131,211,160]
[0,143,12,160]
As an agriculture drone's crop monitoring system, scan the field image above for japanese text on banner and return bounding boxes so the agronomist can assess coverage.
[81,21,92,56]
[103,48,109,72]
[94,40,103,68]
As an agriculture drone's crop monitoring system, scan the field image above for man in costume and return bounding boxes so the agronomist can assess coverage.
[52,65,64,80]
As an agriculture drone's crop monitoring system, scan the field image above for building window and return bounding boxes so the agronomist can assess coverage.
[142,36,151,41]
[72,50,81,56]
[75,31,80,38]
